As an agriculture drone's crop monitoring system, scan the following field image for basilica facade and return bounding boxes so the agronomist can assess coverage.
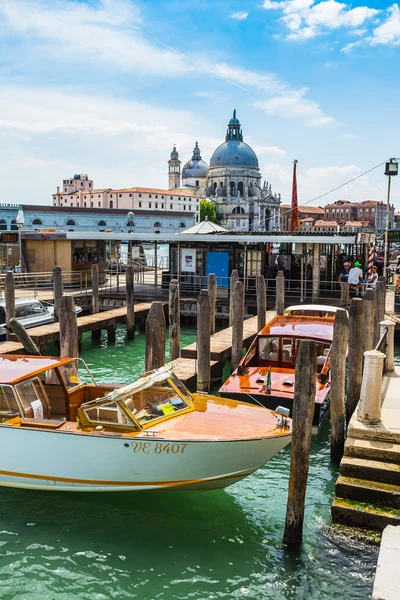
[168,111,281,232]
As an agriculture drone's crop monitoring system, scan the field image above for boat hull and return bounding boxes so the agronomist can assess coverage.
[0,425,291,492]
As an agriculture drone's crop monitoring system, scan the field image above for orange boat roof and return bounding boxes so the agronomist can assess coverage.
[0,355,74,384]
[260,315,334,342]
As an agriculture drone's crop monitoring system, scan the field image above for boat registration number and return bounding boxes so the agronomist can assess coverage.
[131,441,188,454]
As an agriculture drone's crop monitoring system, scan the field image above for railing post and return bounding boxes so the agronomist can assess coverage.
[229,270,239,326]
[276,270,285,315]
[380,320,395,372]
[357,350,385,424]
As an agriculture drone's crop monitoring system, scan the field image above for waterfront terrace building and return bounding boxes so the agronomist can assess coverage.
[324,200,395,231]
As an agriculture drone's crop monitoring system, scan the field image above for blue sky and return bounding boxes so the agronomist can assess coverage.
[0,0,399,207]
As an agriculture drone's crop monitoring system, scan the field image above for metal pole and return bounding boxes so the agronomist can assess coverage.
[18,225,23,273]
[384,174,391,274]
[300,245,304,303]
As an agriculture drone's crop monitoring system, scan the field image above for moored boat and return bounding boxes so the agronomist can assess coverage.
[0,355,292,492]
[219,314,334,430]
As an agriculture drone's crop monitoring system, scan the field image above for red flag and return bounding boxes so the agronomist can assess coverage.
[291,159,300,232]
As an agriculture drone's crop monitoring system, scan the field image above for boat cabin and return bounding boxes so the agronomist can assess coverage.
[241,315,334,372]
[0,356,193,432]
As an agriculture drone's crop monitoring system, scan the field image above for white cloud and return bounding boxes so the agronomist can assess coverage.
[230,11,249,21]
[341,39,364,53]
[251,144,286,158]
[253,87,334,126]
[369,3,400,46]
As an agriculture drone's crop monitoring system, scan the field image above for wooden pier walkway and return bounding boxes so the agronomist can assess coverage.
[180,310,275,361]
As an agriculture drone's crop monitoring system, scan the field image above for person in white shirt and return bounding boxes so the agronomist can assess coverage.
[367,265,378,289]
[348,261,364,296]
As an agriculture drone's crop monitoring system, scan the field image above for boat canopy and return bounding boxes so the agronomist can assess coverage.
[260,315,334,343]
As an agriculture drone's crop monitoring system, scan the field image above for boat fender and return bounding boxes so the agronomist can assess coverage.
[282,380,294,387]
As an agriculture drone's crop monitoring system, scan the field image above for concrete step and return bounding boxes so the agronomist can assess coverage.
[336,475,400,508]
[340,456,400,486]
[344,437,400,464]
[332,497,400,530]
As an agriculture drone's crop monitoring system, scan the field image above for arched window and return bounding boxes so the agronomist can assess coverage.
[10,219,17,231]
[153,222,161,228]
[66,220,75,226]
[238,181,244,196]
[155,230,160,234]
[110,200,113,209]
[179,222,186,228]
[213,182,217,195]
[0,219,6,231]
[98,220,106,227]
[232,206,245,214]
[230,181,236,196]
[32,219,43,225]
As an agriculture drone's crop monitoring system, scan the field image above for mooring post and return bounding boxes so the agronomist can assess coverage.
[340,282,350,307]
[169,279,180,361]
[229,270,239,327]
[373,280,385,347]
[145,301,166,371]
[91,263,100,315]
[9,318,41,355]
[312,243,320,301]
[59,295,79,358]
[380,319,395,372]
[52,266,63,322]
[357,350,385,424]
[330,309,349,463]
[126,265,135,340]
[5,271,15,342]
[107,326,116,344]
[208,273,217,335]
[231,280,244,372]
[256,274,267,332]
[284,339,317,547]
[346,298,364,424]
[276,270,285,315]
[197,289,211,392]
[363,288,376,354]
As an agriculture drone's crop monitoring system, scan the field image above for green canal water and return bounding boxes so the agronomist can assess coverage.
[0,325,379,599]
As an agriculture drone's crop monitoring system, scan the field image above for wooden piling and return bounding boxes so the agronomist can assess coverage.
[231,280,244,372]
[284,339,317,546]
[276,270,285,315]
[229,270,239,326]
[126,265,135,340]
[256,275,266,332]
[363,288,376,354]
[145,301,166,371]
[9,318,41,355]
[59,296,79,358]
[208,273,217,335]
[346,298,364,424]
[91,263,100,315]
[107,326,116,344]
[52,266,63,322]
[169,279,180,361]
[373,280,385,347]
[5,271,15,342]
[330,309,349,463]
[197,289,211,392]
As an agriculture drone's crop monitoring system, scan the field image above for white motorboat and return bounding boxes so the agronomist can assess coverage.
[0,356,292,492]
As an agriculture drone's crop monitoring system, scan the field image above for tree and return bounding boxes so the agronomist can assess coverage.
[200,199,217,223]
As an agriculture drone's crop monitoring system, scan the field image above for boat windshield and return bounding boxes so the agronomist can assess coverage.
[58,359,95,390]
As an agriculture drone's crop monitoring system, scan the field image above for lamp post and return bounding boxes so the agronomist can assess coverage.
[16,209,24,273]
[384,159,398,275]
[127,211,134,264]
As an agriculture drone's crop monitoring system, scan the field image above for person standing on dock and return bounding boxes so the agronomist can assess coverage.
[348,261,364,297]
[338,261,351,306]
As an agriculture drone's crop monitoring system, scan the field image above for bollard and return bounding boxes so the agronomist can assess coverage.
[145,301,166,371]
[229,270,239,326]
[208,273,217,335]
[380,320,395,372]
[346,298,364,424]
[231,281,244,372]
[363,288,375,354]
[53,266,63,322]
[357,350,385,424]
[330,309,349,463]
[59,296,79,358]
[5,271,15,342]
[91,263,100,315]
[197,289,211,392]
[276,270,285,315]
[169,279,180,361]
[256,275,267,332]
[373,280,385,347]
[284,340,316,546]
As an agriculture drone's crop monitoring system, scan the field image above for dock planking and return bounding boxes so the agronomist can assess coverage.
[180,311,275,361]
[169,357,219,390]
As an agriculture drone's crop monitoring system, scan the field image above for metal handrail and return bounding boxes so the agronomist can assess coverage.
[375,328,387,352]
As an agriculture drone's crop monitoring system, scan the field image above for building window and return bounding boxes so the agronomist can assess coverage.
[129,193,132,197]
[149,202,152,208]
[139,202,142,207]
[196,180,199,186]
[139,194,142,197]
[161,196,164,199]
[98,202,101,207]
[66,220,75,231]
[155,195,158,199]
[84,202,87,207]
[110,200,113,209]
[161,204,164,209]
[32,219,43,226]
[119,194,122,197]
[154,222,161,228]
[10,220,18,231]
[98,195,101,198]
[170,197,173,200]
[170,204,173,209]
[149,195,152,198]
[155,203,158,209]
[179,222,186,228]
[189,206,192,210]
[84,195,86,199]
[183,206,186,210]
[70,196,73,199]
[91,202,93,207]
[61,197,63,201]
[0,219,7,231]
[98,220,107,229]
[64,188,67,192]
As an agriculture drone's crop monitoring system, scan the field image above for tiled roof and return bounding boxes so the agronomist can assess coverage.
[280,204,324,214]
[111,187,198,197]
[314,220,338,227]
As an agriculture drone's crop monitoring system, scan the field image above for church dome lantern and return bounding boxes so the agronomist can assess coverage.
[209,110,259,169]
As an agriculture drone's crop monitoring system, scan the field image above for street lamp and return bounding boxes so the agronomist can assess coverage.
[16,209,24,273]
[384,159,398,274]
[127,211,134,263]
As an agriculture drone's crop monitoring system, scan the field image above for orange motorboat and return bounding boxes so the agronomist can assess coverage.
[219,314,334,430]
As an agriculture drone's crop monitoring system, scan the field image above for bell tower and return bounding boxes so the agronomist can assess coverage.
[168,145,181,189]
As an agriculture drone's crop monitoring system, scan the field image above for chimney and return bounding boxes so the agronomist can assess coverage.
[57,186,60,193]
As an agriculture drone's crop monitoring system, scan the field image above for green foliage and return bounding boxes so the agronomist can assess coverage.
[200,199,217,223]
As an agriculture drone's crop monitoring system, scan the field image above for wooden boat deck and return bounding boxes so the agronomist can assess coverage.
[181,311,275,361]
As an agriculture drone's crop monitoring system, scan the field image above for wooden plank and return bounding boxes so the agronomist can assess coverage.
[169,357,218,390]
[0,340,24,355]
[181,311,275,361]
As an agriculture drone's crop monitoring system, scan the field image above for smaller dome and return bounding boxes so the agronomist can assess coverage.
[170,145,179,159]
[182,141,209,180]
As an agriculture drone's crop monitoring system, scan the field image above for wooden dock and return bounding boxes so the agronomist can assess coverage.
[180,311,275,361]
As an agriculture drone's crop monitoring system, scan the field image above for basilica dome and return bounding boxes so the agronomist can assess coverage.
[209,110,259,169]
[182,142,209,179]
